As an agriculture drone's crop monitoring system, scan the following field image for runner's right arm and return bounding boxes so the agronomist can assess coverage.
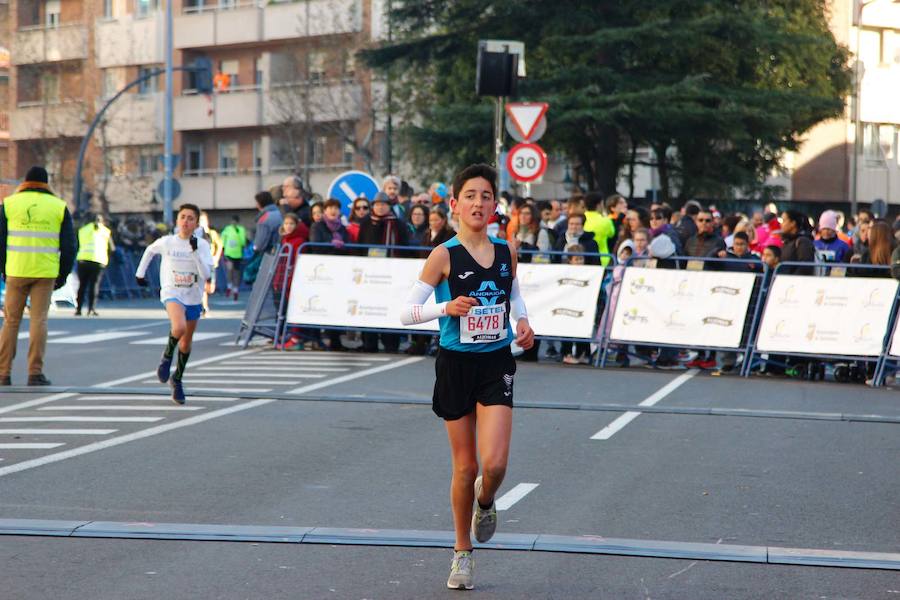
[399,245,477,325]
[135,237,164,281]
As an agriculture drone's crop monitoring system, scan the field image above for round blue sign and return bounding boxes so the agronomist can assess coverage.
[326,171,380,215]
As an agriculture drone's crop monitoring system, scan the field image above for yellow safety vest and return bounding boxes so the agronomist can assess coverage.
[77,222,112,266]
[3,190,66,278]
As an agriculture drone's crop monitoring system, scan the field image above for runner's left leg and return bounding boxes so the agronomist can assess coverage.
[445,412,478,551]
[174,317,198,381]
[475,403,513,506]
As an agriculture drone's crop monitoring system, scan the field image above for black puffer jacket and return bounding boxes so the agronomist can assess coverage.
[780,232,816,275]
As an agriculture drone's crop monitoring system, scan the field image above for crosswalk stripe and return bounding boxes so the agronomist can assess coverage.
[18,330,68,340]
[131,387,271,394]
[142,379,297,385]
[0,428,117,435]
[0,417,164,423]
[191,373,326,379]
[0,443,64,449]
[209,364,353,372]
[50,331,150,344]
[83,394,237,402]
[130,333,231,345]
[38,406,203,411]
[237,354,390,361]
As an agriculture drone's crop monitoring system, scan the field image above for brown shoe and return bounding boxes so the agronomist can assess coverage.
[27,374,52,386]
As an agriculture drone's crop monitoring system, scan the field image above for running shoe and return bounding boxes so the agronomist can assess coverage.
[471,476,497,543]
[157,355,172,383]
[169,377,186,405]
[446,550,474,590]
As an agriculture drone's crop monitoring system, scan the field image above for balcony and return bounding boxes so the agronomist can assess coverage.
[10,101,87,140]
[99,92,162,146]
[174,82,361,131]
[95,13,163,68]
[860,64,900,124]
[14,24,88,65]
[173,0,361,49]
[180,170,263,210]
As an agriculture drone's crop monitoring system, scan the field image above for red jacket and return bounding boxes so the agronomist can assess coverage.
[273,224,308,297]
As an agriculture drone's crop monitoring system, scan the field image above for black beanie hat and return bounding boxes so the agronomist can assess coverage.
[25,166,49,184]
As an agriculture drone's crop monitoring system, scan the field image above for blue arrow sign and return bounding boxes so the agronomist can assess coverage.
[326,170,380,216]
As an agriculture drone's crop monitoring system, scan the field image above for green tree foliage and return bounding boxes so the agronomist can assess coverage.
[364,0,851,201]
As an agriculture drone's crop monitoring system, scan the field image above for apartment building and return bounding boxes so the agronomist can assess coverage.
[6,0,389,215]
[788,0,900,206]
[0,0,10,198]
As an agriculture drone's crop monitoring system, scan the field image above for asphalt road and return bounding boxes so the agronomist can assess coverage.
[1,302,898,599]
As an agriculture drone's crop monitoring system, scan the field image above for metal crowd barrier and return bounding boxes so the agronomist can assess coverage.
[598,254,769,372]
[744,261,900,384]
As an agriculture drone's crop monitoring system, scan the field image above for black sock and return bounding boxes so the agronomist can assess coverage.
[174,349,191,381]
[163,334,178,360]
[478,499,493,510]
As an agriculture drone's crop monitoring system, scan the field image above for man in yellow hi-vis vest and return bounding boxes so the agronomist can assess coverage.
[75,214,115,316]
[0,166,77,386]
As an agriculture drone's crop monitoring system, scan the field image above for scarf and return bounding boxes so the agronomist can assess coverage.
[324,216,343,244]
[565,231,583,246]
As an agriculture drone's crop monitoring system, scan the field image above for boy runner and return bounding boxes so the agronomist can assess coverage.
[135,204,213,404]
[400,164,534,590]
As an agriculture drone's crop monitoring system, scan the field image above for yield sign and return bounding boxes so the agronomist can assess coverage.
[505,102,548,141]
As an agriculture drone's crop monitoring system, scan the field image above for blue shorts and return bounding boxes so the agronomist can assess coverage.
[163,299,202,322]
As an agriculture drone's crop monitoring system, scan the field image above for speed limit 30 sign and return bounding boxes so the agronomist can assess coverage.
[506,142,547,183]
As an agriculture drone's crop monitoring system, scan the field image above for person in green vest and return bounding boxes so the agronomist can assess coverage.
[582,192,616,266]
[220,214,247,301]
[75,213,115,316]
[0,166,77,386]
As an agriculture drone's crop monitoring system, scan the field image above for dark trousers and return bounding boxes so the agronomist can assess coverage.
[76,260,104,311]
[362,332,400,353]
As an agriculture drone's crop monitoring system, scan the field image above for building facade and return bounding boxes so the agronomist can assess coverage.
[6,0,390,215]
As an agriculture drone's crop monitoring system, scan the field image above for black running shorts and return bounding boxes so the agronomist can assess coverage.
[432,346,516,421]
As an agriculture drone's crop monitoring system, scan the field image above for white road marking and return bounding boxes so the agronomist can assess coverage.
[96,320,170,333]
[202,365,349,372]
[38,406,204,411]
[591,370,698,440]
[288,356,424,394]
[0,349,419,478]
[168,378,300,385]
[78,395,237,402]
[50,331,150,344]
[0,443,64,449]
[96,348,261,388]
[238,354,390,362]
[0,417,164,423]
[18,330,68,340]
[153,387,272,394]
[188,372,327,379]
[495,483,540,511]
[130,332,231,345]
[0,428,117,435]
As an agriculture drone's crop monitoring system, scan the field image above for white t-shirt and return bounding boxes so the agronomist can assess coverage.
[135,234,213,306]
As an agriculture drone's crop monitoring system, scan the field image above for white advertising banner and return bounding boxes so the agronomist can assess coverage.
[757,275,899,357]
[515,263,605,339]
[286,255,605,339]
[286,255,438,332]
[609,268,757,348]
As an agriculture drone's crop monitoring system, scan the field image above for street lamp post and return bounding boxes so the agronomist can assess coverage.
[162,0,175,227]
[850,0,876,218]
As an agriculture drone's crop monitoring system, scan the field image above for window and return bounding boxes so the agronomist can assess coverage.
[343,50,355,78]
[101,68,125,99]
[862,123,895,165]
[42,72,60,103]
[46,0,61,28]
[343,141,354,165]
[136,66,154,95]
[218,141,238,173]
[220,0,237,8]
[136,0,160,19]
[308,136,326,165]
[138,147,163,176]
[254,57,263,87]
[308,52,325,83]
[103,0,114,19]
[105,148,127,178]
[185,143,204,175]
[252,139,263,171]
[220,59,239,87]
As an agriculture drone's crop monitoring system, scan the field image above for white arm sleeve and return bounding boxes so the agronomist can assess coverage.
[400,279,449,326]
[193,239,213,282]
[509,277,528,322]
[135,238,162,278]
